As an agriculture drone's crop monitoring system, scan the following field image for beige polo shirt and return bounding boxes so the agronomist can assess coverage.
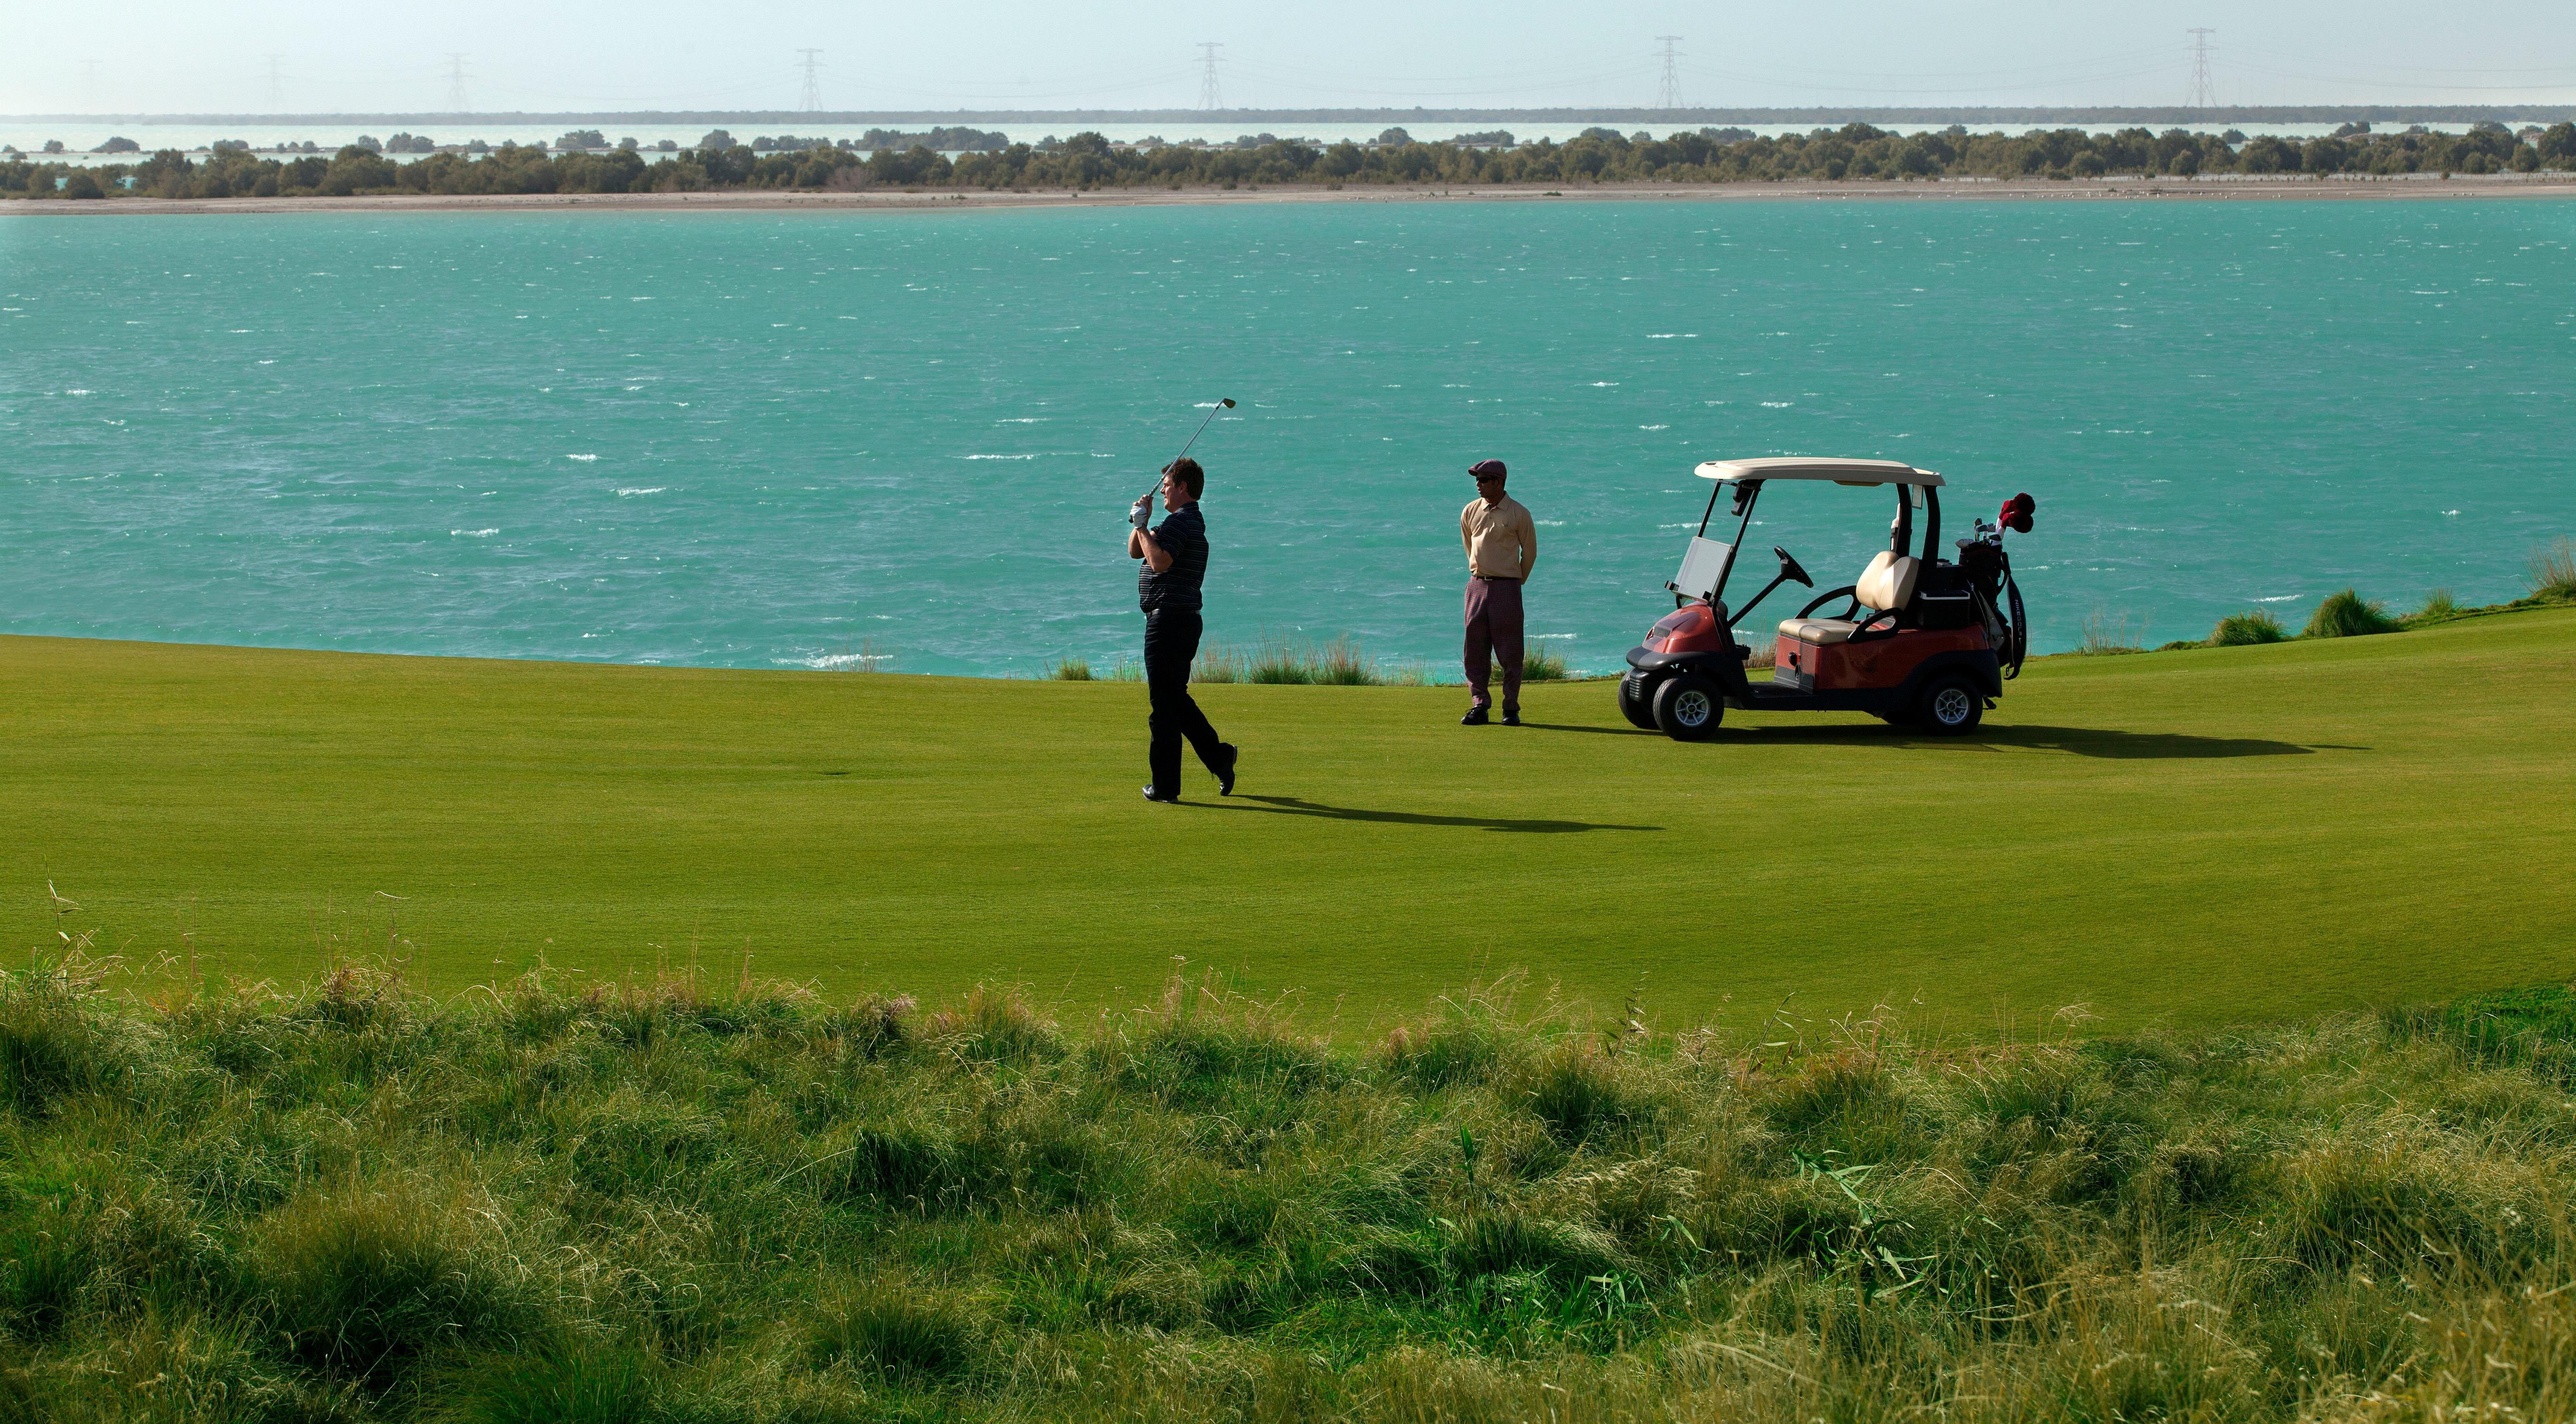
[1460,494,1538,580]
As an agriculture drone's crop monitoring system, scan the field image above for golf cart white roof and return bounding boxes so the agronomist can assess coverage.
[1693,457,1944,488]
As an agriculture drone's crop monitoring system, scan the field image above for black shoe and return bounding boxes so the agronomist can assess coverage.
[1142,785,1180,804]
[1214,744,1238,796]
[1500,711,1521,727]
[1460,707,1490,726]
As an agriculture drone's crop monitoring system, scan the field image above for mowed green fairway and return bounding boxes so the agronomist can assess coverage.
[8,610,2573,1035]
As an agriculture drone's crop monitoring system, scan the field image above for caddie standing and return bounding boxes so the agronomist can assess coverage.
[1459,458,1537,726]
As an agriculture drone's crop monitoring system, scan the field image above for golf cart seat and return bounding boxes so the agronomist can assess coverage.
[1778,553,1920,645]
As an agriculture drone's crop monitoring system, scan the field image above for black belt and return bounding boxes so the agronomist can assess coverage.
[1472,574,1521,583]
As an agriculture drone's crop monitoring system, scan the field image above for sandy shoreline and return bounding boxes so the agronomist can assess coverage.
[7,175,2576,216]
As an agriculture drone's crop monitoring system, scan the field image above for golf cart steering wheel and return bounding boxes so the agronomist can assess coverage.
[1798,586,1862,620]
[1774,547,1813,588]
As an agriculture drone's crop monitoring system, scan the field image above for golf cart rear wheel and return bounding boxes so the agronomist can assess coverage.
[1616,671,1659,729]
[1918,675,1985,736]
[1652,672,1723,741]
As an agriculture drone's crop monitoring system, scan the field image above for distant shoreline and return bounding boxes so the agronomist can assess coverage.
[11,174,2576,215]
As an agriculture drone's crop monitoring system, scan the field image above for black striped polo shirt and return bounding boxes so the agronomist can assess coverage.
[1138,503,1209,612]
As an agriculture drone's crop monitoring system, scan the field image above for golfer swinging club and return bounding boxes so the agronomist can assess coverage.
[1130,458,1238,803]
[1459,458,1538,725]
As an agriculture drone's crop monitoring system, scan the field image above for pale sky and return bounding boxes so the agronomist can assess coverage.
[8,0,2574,115]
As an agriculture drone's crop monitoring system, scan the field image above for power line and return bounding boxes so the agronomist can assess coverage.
[444,52,470,113]
[2186,28,2217,110]
[797,48,823,112]
[1655,36,1684,111]
[1196,42,1223,111]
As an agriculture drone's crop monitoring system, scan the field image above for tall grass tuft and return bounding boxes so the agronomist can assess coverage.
[1520,643,1570,681]
[1248,633,1383,685]
[2530,536,2576,601]
[250,1179,528,1383]
[2210,608,2286,645]
[2304,588,2399,638]
[1312,634,1378,686]
[2076,608,2149,655]
[811,1283,988,1384]
[2409,588,2461,626]
[1192,642,1247,683]
[1048,657,1094,681]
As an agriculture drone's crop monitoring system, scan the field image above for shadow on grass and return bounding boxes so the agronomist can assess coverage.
[1517,722,1660,737]
[1210,795,1660,834]
[1710,723,2354,759]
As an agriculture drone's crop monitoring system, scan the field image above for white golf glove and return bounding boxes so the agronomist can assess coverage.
[1130,497,1153,531]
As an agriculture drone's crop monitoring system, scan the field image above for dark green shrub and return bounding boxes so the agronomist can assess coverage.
[2210,609,2285,645]
[2304,589,2398,638]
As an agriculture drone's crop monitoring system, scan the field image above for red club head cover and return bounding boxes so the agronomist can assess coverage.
[2002,492,2036,533]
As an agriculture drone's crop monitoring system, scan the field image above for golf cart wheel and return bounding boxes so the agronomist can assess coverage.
[1918,675,1986,736]
[1651,672,1724,741]
[1617,671,1659,729]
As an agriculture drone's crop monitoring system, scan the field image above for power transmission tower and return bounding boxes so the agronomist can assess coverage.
[798,49,823,112]
[1655,36,1684,112]
[81,59,100,108]
[1196,43,1223,111]
[444,52,469,114]
[265,53,285,110]
[2186,29,2217,110]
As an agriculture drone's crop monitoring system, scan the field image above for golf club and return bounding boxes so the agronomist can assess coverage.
[1138,398,1235,505]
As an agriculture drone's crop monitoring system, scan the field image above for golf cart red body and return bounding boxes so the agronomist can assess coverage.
[1620,458,2032,740]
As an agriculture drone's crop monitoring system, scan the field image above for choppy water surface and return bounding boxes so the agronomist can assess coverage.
[4,200,2570,675]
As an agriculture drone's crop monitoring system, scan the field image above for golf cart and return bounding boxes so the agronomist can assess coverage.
[1619,458,2035,741]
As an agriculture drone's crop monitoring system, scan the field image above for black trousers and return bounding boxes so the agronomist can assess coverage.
[1144,607,1225,795]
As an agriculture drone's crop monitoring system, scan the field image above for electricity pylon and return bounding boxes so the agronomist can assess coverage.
[265,54,285,109]
[444,52,469,114]
[1655,36,1683,113]
[1197,43,1223,111]
[798,49,823,112]
[2186,29,2217,111]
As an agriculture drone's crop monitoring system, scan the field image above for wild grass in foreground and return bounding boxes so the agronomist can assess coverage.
[5,958,2575,1422]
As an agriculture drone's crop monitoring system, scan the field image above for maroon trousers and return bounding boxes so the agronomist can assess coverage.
[1463,576,1525,714]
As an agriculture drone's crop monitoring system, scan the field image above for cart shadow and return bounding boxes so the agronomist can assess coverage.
[1518,722,1661,737]
[1209,795,1660,834]
[1724,723,2354,759]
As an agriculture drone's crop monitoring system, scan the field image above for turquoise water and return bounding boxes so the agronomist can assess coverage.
[4,201,2570,676]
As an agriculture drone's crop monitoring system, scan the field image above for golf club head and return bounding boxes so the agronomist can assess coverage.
[1220,398,1236,408]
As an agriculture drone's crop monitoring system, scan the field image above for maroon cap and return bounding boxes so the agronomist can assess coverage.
[1468,459,1507,480]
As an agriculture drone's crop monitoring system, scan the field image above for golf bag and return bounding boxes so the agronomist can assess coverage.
[1957,526,2029,680]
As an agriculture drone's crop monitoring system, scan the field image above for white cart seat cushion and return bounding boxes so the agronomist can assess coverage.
[1778,617,1860,645]
[1854,552,1921,612]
